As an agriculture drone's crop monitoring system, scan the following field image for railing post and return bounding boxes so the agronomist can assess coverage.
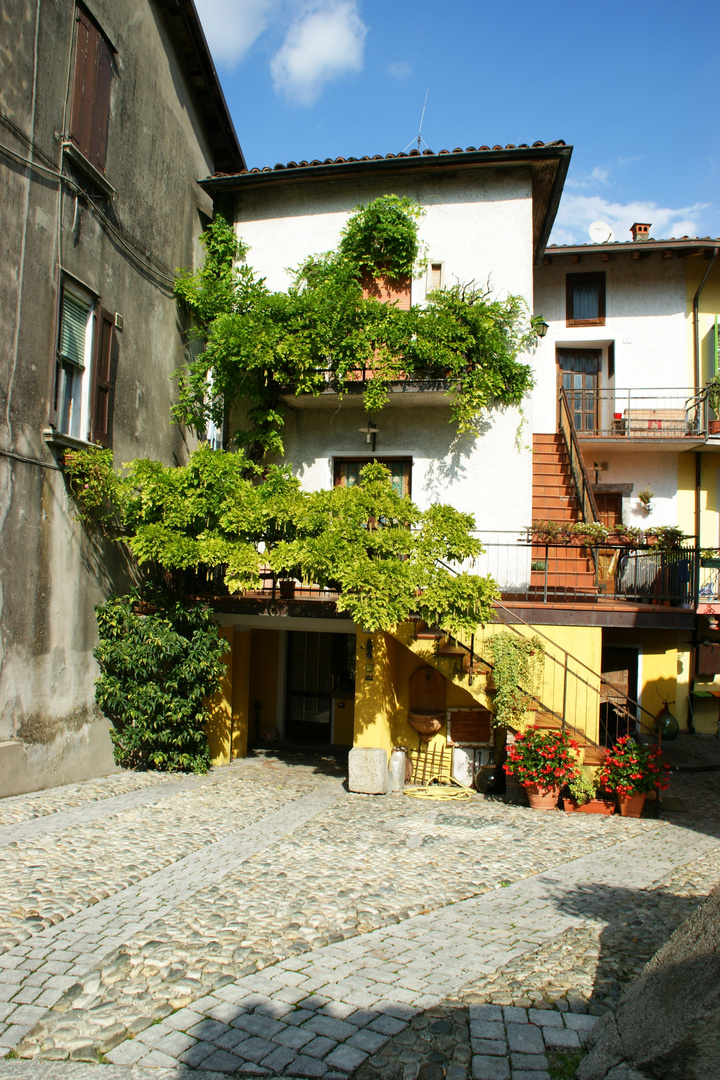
[544,544,548,604]
[469,633,474,686]
[562,655,568,734]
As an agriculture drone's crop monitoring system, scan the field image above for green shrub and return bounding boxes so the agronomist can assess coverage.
[94,593,229,773]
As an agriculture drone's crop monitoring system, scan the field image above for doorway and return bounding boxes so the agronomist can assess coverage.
[558,349,600,433]
[600,645,639,744]
[285,631,356,743]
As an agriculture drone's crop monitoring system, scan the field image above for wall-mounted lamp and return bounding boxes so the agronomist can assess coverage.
[532,315,549,339]
[359,420,378,451]
[365,639,374,661]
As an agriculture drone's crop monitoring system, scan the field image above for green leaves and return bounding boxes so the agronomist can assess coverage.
[94,593,229,773]
[171,200,535,458]
[67,447,499,636]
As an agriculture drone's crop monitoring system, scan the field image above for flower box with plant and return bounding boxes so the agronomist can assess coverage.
[562,772,615,815]
[570,521,609,546]
[644,526,687,551]
[596,736,670,816]
[504,727,581,809]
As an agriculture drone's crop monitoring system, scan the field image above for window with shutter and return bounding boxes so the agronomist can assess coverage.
[69,5,113,173]
[566,272,606,327]
[53,281,116,445]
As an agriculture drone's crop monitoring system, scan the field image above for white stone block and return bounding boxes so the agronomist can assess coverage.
[348,748,388,794]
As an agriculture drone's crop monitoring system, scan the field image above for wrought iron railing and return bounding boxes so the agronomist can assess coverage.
[565,387,705,440]
[558,389,601,529]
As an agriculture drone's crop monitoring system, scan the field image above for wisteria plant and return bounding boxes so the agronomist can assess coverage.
[504,727,581,790]
[596,736,670,799]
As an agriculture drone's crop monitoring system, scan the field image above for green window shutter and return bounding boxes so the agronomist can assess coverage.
[59,292,90,367]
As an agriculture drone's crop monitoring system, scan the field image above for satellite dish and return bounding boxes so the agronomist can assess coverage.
[589,220,614,243]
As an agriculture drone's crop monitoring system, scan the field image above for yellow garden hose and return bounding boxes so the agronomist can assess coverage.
[403,776,473,800]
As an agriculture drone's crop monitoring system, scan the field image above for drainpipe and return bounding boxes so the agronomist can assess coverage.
[690,248,718,733]
[693,246,719,392]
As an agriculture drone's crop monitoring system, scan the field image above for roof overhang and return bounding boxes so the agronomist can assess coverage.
[156,0,245,174]
[543,238,720,261]
[200,142,573,265]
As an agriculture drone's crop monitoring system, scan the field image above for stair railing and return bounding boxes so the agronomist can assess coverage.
[431,563,659,748]
[558,388,601,523]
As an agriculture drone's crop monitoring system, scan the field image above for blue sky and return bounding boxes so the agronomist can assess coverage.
[195,0,720,245]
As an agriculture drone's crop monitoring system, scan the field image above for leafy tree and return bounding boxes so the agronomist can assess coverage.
[70,446,499,635]
[94,592,229,773]
[172,198,537,458]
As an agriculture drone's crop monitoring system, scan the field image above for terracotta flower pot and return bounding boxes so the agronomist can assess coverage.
[564,795,615,815]
[524,782,560,810]
[618,791,646,817]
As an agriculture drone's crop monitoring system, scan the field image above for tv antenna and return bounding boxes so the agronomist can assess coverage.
[403,88,430,153]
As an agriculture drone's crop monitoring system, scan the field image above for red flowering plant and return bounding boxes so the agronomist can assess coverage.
[596,736,671,800]
[504,727,581,791]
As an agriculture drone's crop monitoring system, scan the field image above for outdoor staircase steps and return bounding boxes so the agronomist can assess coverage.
[532,710,605,764]
[531,433,598,598]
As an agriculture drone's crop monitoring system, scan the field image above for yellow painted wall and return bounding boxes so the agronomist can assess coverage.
[472,623,603,742]
[353,629,397,757]
[206,628,251,765]
[249,630,279,739]
[333,696,355,745]
[603,628,688,733]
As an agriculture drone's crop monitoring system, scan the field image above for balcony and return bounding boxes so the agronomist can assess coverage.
[278,368,459,409]
[566,388,706,448]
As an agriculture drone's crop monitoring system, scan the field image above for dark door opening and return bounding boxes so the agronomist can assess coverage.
[285,631,356,743]
[600,645,639,745]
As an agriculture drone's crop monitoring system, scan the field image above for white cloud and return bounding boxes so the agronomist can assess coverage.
[566,166,611,191]
[194,0,278,67]
[270,1,368,106]
[387,60,412,79]
[550,194,709,246]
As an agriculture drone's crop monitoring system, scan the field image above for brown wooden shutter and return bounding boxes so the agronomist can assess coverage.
[89,33,112,171]
[91,308,115,446]
[69,6,112,172]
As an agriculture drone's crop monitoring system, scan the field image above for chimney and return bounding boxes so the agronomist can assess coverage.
[630,222,651,241]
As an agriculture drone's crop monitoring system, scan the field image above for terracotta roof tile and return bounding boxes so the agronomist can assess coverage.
[230,141,567,178]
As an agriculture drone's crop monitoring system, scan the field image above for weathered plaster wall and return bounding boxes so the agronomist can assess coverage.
[0,0,216,794]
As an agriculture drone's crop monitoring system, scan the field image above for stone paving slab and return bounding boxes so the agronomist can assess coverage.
[0,749,719,1079]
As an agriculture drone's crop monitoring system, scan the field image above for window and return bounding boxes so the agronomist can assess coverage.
[69,5,113,174]
[334,458,412,497]
[428,263,443,293]
[53,281,115,445]
[566,272,605,326]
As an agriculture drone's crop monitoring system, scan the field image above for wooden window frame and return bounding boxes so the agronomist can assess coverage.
[333,457,412,498]
[52,277,116,446]
[69,4,114,175]
[566,272,606,327]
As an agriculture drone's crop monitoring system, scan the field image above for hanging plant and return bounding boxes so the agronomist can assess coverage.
[486,633,545,728]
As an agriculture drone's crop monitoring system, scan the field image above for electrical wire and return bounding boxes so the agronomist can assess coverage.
[0,121,176,290]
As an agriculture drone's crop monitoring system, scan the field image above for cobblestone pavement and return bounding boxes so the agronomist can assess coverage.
[0,740,718,1080]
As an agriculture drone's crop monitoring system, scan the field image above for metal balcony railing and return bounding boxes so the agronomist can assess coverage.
[447,533,698,607]
[565,388,705,440]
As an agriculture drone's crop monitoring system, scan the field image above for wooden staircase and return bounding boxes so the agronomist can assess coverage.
[531,434,598,599]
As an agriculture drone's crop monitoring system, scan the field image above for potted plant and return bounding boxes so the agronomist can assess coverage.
[596,736,670,817]
[644,526,686,551]
[705,377,720,435]
[637,488,654,514]
[606,525,642,547]
[529,520,569,545]
[571,521,609,546]
[486,633,545,728]
[563,772,615,815]
[504,726,581,810]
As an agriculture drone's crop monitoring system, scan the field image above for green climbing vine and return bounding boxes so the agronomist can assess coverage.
[172,198,537,459]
